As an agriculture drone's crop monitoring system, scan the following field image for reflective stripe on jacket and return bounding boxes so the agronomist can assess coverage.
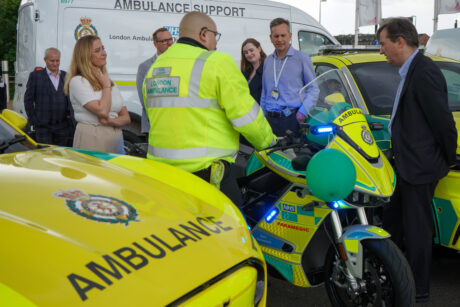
[142,43,275,173]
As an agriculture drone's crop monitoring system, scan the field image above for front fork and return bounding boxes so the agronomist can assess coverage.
[330,208,389,282]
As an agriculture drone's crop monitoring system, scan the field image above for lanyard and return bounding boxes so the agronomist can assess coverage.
[273,56,288,89]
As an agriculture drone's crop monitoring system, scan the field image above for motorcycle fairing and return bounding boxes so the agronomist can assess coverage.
[333,109,380,160]
[251,185,331,287]
[327,134,395,197]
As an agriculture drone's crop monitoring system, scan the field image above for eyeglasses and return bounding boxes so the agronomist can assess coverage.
[156,38,173,44]
[201,27,221,41]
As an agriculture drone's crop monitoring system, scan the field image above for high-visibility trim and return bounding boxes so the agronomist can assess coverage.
[230,101,260,128]
[146,96,220,109]
[189,51,214,97]
[114,80,136,86]
[148,145,236,159]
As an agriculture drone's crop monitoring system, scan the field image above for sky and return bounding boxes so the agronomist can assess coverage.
[276,0,460,36]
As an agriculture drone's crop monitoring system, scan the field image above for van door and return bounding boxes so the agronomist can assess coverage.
[13,3,36,115]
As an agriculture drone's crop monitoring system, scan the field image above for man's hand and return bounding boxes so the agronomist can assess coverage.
[296,112,306,124]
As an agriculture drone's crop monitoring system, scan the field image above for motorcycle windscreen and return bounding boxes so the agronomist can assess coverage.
[300,69,358,145]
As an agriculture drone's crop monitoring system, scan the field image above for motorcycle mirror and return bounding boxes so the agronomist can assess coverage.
[306,149,356,202]
[369,122,384,131]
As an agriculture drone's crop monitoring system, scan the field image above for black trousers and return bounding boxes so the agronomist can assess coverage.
[266,111,299,137]
[36,126,73,147]
[193,161,243,206]
[383,175,437,295]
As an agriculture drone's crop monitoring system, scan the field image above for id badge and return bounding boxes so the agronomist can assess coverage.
[271,90,279,100]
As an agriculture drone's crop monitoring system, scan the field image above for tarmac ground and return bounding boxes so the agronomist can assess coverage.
[267,246,460,306]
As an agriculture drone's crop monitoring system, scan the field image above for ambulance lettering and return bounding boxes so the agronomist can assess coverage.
[68,216,233,301]
[114,0,246,17]
[338,109,363,124]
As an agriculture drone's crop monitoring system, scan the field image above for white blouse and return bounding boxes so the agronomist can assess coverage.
[69,76,125,125]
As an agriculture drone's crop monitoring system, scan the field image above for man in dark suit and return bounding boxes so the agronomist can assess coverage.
[136,28,173,134]
[377,18,457,303]
[24,47,75,146]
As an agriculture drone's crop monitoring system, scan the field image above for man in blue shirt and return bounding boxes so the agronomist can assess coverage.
[260,17,316,136]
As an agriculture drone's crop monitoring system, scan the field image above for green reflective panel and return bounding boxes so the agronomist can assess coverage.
[246,154,264,175]
[264,254,294,283]
[432,198,458,246]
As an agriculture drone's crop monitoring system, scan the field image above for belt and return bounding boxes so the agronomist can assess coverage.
[266,108,298,118]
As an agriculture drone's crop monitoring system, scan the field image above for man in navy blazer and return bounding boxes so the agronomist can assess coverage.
[378,18,457,303]
[24,48,75,146]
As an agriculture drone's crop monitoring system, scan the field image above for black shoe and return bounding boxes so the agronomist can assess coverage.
[416,293,430,303]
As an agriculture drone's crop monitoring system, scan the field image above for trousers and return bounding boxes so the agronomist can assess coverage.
[383,175,437,295]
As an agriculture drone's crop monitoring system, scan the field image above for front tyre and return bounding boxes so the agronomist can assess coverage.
[325,239,415,306]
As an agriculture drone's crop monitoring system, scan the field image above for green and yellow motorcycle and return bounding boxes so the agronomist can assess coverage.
[239,69,415,306]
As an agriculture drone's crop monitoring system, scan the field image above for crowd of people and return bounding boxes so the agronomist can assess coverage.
[22,12,457,304]
[24,14,316,155]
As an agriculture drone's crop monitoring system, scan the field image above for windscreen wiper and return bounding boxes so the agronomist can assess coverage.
[0,135,27,153]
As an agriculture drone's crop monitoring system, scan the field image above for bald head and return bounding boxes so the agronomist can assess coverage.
[179,11,216,39]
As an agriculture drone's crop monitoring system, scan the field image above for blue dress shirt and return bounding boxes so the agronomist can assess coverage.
[260,46,316,116]
[388,49,419,134]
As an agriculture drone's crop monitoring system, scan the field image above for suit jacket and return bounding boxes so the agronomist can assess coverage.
[136,54,157,133]
[391,52,457,184]
[24,69,74,130]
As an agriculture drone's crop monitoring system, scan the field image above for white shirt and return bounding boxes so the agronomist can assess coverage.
[69,76,125,125]
[46,68,60,90]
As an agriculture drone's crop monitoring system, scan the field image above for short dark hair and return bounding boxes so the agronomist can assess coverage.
[270,18,290,33]
[152,28,169,41]
[377,18,419,48]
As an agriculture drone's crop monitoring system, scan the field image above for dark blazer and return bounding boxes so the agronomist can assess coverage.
[391,52,457,184]
[243,64,263,104]
[24,69,74,130]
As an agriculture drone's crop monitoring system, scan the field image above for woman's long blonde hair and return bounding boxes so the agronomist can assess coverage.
[64,35,107,95]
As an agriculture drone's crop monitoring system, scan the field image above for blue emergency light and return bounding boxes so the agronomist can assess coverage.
[310,125,335,135]
[265,208,279,223]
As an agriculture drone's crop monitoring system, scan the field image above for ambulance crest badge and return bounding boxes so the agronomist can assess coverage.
[361,125,374,145]
[74,17,98,40]
[54,189,139,226]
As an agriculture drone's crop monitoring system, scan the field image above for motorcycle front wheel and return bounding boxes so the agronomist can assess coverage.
[325,238,415,307]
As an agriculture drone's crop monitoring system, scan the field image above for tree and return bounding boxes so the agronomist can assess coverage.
[0,0,21,97]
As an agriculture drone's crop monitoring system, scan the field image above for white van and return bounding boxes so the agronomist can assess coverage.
[14,0,338,140]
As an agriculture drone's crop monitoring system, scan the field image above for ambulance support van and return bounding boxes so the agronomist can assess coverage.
[14,0,339,144]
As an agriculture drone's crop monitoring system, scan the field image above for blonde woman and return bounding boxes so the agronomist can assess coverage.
[64,35,130,154]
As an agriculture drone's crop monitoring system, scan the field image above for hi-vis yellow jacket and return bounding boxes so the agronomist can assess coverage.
[142,42,276,173]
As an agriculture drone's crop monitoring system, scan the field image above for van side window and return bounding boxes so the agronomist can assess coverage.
[298,32,333,56]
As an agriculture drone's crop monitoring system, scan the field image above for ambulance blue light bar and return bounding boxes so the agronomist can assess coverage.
[265,208,279,223]
[310,125,335,135]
